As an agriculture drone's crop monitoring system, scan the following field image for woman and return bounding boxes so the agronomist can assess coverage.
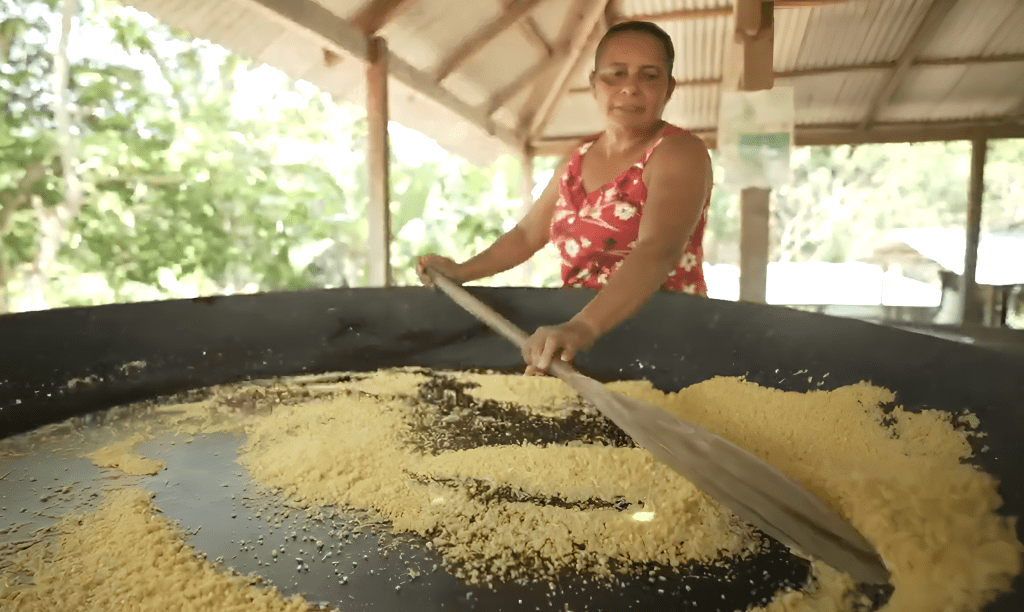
[418,21,712,374]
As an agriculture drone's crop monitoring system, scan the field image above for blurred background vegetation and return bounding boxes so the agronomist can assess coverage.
[2,0,1022,321]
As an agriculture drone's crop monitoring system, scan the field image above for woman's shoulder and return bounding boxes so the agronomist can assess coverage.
[660,124,708,149]
[650,125,711,167]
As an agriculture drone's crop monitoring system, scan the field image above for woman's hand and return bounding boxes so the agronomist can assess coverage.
[522,318,600,375]
[417,254,464,286]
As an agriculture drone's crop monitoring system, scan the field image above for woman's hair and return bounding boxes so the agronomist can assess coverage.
[594,21,675,75]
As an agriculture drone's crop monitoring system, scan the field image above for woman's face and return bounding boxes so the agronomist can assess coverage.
[591,31,675,130]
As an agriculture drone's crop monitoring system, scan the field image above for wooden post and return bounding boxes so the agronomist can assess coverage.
[728,0,774,303]
[518,144,536,286]
[962,138,987,326]
[366,36,391,287]
[740,188,771,303]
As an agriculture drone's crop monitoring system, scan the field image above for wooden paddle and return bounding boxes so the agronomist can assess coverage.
[426,267,890,584]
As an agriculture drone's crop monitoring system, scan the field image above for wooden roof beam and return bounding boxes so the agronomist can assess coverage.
[567,76,719,94]
[503,0,553,58]
[604,0,623,26]
[246,0,522,149]
[533,120,1024,157]
[556,52,1024,94]
[619,0,854,22]
[799,120,1024,146]
[722,0,774,92]
[858,0,960,131]
[434,0,546,82]
[521,0,608,141]
[1009,100,1024,123]
[351,0,419,36]
[621,7,731,22]
[917,53,1024,67]
[772,0,856,6]
[518,15,552,57]
[486,59,553,115]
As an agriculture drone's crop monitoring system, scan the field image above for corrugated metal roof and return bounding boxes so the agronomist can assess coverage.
[881,62,1024,123]
[777,70,890,125]
[920,0,1024,58]
[664,16,728,82]
[118,0,1024,161]
[774,0,932,71]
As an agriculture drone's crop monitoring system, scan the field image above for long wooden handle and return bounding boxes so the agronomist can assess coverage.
[426,267,575,379]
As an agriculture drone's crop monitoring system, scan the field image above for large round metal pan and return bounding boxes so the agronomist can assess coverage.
[1,287,1021,610]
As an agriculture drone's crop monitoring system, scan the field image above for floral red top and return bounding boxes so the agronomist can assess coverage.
[549,124,710,295]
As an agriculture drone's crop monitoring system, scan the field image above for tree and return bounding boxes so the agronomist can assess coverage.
[2,0,1022,317]
[1,0,370,310]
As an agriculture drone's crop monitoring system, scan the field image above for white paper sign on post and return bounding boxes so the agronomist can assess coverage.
[718,87,795,191]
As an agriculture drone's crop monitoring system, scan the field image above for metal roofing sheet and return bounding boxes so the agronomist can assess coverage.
[774,0,933,72]
[663,15,728,81]
[128,0,285,62]
[664,82,719,130]
[383,0,498,73]
[451,27,545,99]
[921,0,1024,58]
[778,70,890,125]
[543,94,602,138]
[117,0,1024,160]
[881,62,1024,122]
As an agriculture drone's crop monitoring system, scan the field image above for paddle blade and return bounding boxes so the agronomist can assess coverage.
[561,371,890,585]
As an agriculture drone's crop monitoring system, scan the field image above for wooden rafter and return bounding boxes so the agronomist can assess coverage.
[604,0,623,26]
[859,0,960,131]
[534,120,1024,156]
[351,0,419,36]
[518,15,552,57]
[782,120,1024,146]
[434,0,546,82]
[520,0,608,140]
[773,0,855,6]
[246,0,521,149]
[567,75,719,94]
[622,7,731,22]
[1006,68,1024,122]
[619,0,853,22]
[503,0,552,58]
[486,59,554,115]
[563,53,1024,89]
[917,53,1024,67]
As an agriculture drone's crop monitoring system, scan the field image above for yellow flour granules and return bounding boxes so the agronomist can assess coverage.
[238,371,1022,610]
[1,369,1020,612]
[0,488,315,611]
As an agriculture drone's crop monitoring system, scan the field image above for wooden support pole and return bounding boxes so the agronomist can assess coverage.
[727,0,774,304]
[518,144,536,285]
[723,0,774,92]
[739,188,771,303]
[961,138,987,326]
[367,36,392,287]
[519,145,535,215]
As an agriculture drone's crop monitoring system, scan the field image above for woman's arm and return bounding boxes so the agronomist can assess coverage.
[523,132,712,372]
[417,155,571,285]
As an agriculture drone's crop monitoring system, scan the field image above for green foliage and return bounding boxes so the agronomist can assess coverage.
[1,0,1022,319]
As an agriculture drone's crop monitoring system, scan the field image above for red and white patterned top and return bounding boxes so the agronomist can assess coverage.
[549,124,710,295]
